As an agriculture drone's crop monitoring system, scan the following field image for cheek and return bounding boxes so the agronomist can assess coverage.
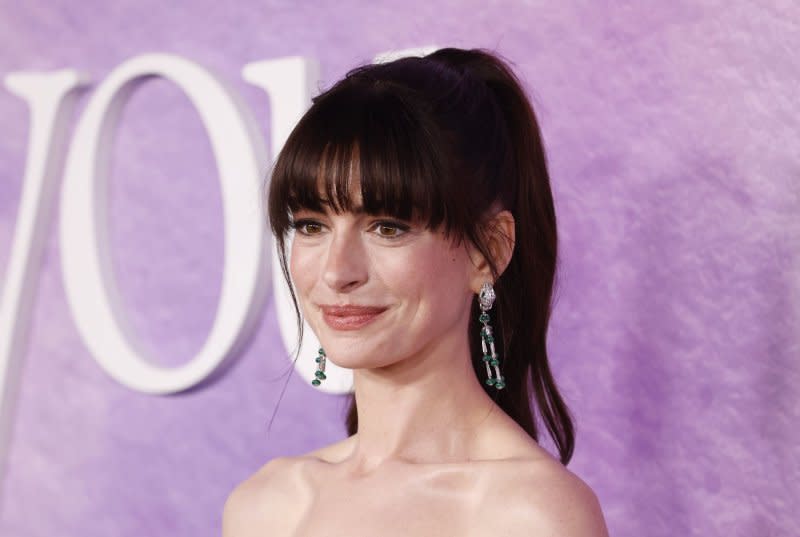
[374,241,469,308]
[289,241,317,295]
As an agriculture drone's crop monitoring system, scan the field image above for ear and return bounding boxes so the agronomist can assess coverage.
[466,209,516,292]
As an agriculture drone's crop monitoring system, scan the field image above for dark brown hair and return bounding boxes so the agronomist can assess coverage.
[266,47,575,465]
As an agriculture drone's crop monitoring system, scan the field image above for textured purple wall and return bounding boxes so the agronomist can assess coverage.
[0,2,797,536]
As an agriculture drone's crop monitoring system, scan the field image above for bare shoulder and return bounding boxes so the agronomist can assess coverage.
[222,456,304,537]
[221,439,355,537]
[526,460,610,537]
[481,456,610,537]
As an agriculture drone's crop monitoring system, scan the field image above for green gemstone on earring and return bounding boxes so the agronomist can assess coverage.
[486,335,494,343]
[495,379,506,389]
[479,313,490,323]
[315,370,326,379]
[315,356,321,363]
[485,378,496,386]
[490,359,499,366]
[318,348,326,356]
[482,355,492,362]
[312,379,321,386]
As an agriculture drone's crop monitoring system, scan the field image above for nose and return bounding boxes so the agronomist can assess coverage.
[321,226,368,292]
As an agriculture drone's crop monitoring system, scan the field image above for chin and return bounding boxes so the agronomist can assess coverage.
[322,346,374,368]
[322,340,393,369]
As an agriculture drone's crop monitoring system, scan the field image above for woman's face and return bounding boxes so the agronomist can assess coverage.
[289,191,477,370]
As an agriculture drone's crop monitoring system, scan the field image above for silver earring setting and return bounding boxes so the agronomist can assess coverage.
[479,282,505,390]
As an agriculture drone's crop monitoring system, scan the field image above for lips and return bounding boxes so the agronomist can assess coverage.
[320,304,388,330]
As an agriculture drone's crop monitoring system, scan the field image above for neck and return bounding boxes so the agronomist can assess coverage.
[342,322,500,475]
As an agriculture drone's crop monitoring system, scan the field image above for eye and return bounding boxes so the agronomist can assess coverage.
[370,220,410,238]
[291,219,325,236]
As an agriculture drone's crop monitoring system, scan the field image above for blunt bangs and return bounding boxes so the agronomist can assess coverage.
[268,75,460,240]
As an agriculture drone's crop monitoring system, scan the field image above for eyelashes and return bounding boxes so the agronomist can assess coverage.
[289,219,323,235]
[371,220,410,238]
[290,218,410,239]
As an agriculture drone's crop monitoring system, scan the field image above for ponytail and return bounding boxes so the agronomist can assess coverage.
[428,47,575,464]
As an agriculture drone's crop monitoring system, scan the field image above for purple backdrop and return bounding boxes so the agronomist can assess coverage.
[0,2,797,536]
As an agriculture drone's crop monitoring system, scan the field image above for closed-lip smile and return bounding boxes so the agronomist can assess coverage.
[319,304,388,330]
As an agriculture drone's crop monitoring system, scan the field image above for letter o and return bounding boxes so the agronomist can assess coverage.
[59,53,268,393]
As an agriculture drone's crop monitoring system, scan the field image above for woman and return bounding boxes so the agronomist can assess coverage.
[224,47,610,536]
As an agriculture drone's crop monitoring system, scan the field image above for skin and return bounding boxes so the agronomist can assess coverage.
[223,182,610,537]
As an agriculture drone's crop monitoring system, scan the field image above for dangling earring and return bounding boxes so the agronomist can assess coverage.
[311,347,327,386]
[478,282,505,390]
